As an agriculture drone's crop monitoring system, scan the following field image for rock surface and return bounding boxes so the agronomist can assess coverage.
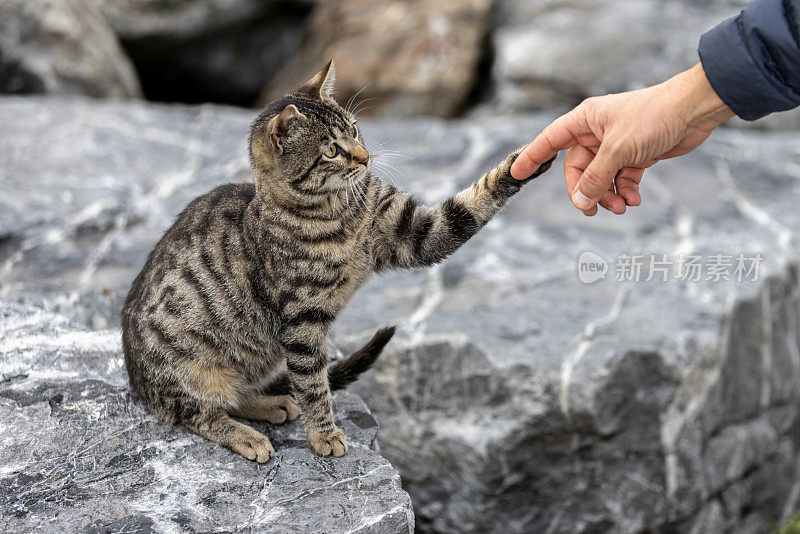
[0,98,413,532]
[338,118,800,532]
[92,0,314,106]
[4,0,800,128]
[489,0,800,128]
[0,0,141,98]
[0,301,413,533]
[263,0,492,118]
[1,96,799,533]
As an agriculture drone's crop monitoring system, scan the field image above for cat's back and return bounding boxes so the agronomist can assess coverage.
[123,182,256,319]
[165,182,255,248]
[122,182,264,414]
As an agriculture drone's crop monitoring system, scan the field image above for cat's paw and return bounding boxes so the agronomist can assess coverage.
[230,428,275,463]
[264,395,300,424]
[528,153,557,179]
[308,428,348,457]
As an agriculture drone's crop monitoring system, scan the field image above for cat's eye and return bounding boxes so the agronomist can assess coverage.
[352,124,359,138]
[323,144,337,158]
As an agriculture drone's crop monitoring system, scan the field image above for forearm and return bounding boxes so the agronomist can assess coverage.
[371,189,455,271]
[372,152,552,271]
[280,324,336,434]
[667,63,735,132]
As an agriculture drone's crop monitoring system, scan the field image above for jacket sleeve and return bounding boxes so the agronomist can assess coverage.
[698,0,800,120]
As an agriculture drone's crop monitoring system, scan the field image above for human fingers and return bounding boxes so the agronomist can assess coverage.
[571,140,628,211]
[598,186,627,214]
[566,146,625,215]
[614,167,645,206]
[564,145,589,201]
[511,109,590,179]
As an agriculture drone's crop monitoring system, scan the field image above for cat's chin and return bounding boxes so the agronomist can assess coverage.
[326,168,368,195]
[346,168,368,184]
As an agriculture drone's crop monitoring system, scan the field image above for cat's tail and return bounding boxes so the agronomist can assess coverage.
[263,326,396,395]
[328,326,395,390]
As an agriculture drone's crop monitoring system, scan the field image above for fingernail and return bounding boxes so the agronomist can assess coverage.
[572,190,593,210]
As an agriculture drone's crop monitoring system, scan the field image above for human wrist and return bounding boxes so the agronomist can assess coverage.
[668,62,734,130]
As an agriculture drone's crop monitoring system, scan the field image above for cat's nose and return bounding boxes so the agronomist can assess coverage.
[351,145,370,166]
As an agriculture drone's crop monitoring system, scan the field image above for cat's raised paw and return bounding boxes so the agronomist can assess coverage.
[309,428,348,457]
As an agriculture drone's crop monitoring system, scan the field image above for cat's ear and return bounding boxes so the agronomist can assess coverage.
[268,104,305,154]
[295,60,336,101]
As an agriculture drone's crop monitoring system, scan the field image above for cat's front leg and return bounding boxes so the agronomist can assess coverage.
[370,150,556,272]
[279,323,348,457]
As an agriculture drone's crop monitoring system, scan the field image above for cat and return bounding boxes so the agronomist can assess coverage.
[121,60,554,463]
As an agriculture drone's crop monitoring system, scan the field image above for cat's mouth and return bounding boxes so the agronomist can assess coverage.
[346,164,368,183]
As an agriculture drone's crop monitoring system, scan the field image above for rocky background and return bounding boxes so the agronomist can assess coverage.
[2,1,800,533]
[2,0,798,126]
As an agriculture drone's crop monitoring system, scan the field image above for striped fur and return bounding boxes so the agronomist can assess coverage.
[122,61,554,463]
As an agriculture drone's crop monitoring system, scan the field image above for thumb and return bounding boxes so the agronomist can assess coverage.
[572,142,625,210]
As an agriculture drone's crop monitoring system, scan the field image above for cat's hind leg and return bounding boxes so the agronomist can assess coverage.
[230,394,300,424]
[184,409,275,463]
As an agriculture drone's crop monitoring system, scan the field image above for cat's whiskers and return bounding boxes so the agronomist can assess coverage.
[371,160,410,188]
[329,187,344,218]
[352,98,378,117]
[345,84,370,115]
[370,162,399,187]
[348,179,365,212]
[346,177,356,209]
[355,181,373,209]
[371,150,413,160]
[371,162,399,187]
[346,168,371,211]
[343,179,351,210]
[374,160,407,178]
[351,179,364,207]
[370,149,414,184]
[370,140,390,150]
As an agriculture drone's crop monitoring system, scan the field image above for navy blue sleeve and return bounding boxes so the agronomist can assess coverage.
[698,0,800,120]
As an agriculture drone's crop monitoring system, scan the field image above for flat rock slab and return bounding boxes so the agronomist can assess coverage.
[1,96,800,533]
[0,300,413,533]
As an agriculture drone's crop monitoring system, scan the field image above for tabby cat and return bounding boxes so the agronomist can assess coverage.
[122,61,554,463]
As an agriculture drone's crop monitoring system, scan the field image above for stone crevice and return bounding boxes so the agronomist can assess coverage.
[715,157,794,251]
[559,285,630,419]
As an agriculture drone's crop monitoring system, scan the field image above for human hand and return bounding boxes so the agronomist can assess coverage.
[510,63,735,215]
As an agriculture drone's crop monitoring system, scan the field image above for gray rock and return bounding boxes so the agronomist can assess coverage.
[489,0,800,129]
[0,97,413,532]
[0,0,141,98]
[261,0,493,118]
[91,0,315,106]
[334,119,800,531]
[0,298,414,533]
[1,95,799,533]
[92,0,286,42]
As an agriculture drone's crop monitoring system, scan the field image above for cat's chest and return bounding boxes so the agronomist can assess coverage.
[306,238,373,306]
[259,212,374,309]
